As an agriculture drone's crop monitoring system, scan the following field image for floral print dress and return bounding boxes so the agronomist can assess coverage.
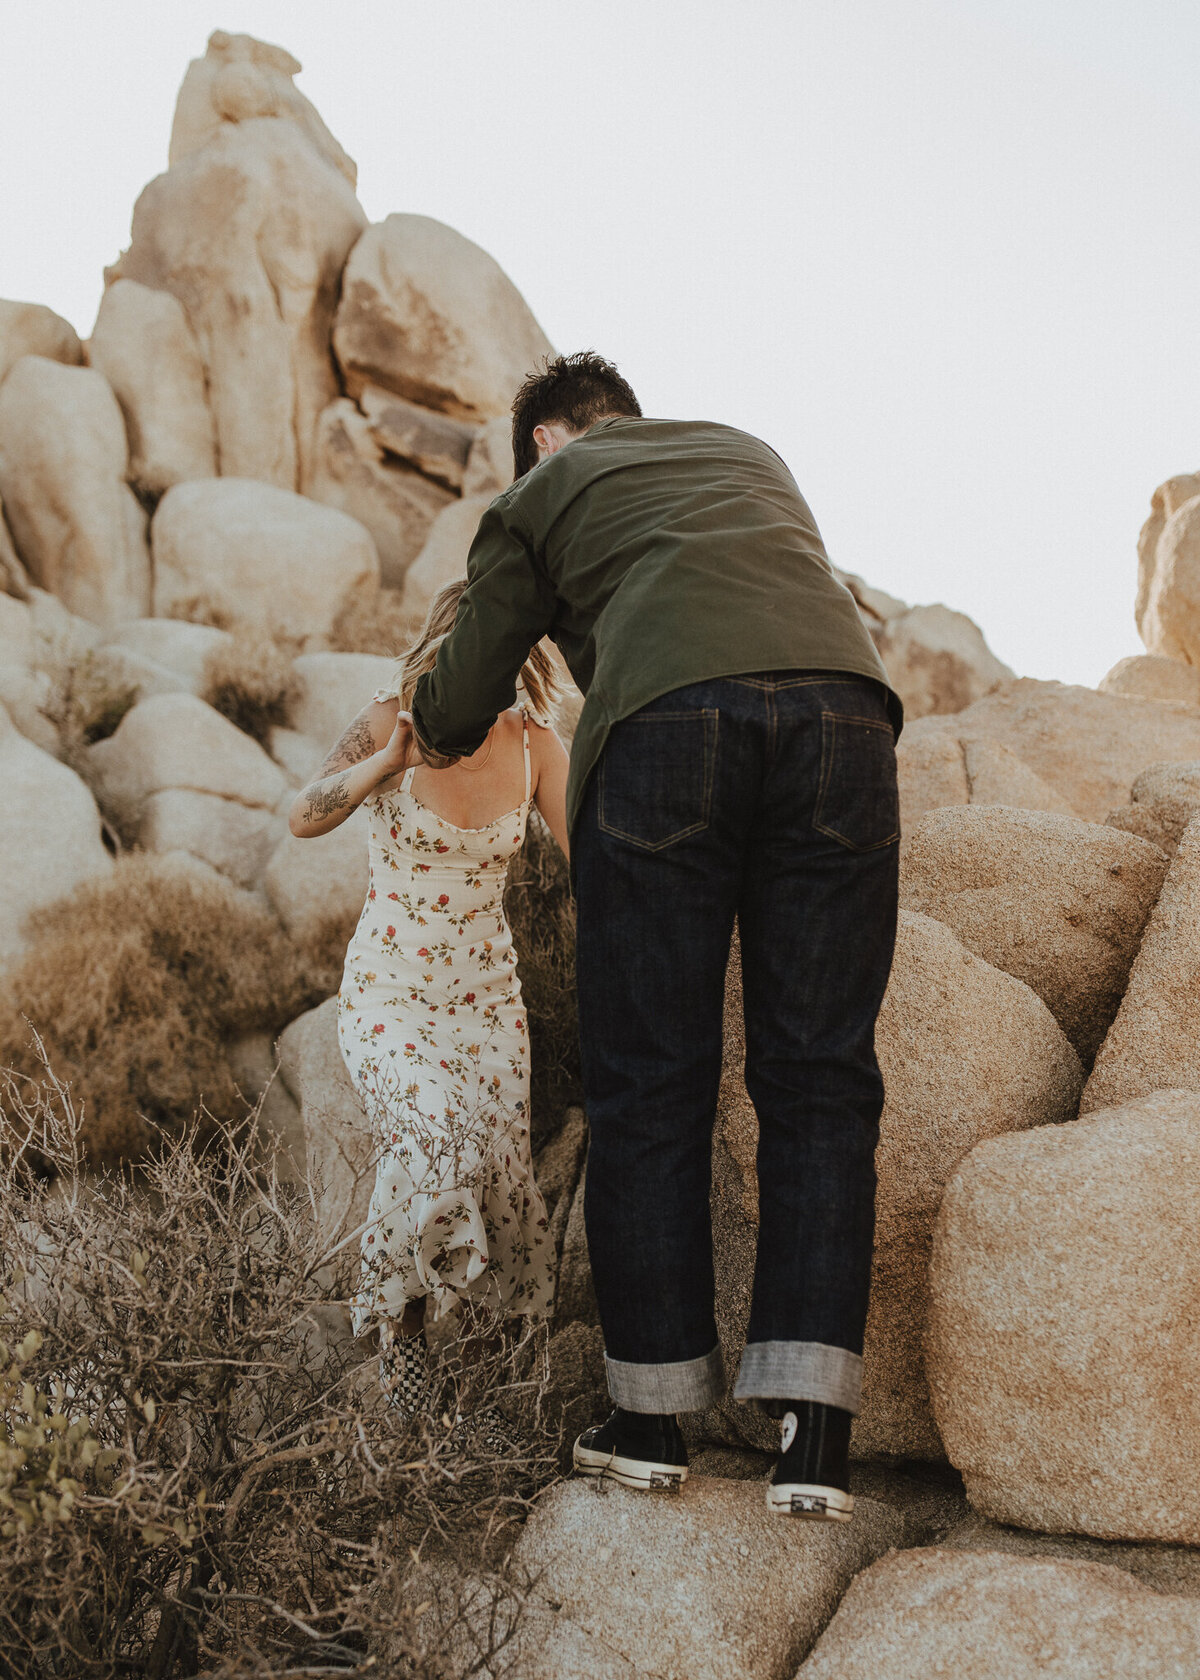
[338,705,553,1335]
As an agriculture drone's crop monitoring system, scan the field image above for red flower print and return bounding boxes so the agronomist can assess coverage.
[386,925,396,937]
[388,891,400,901]
[417,948,429,958]
[372,1023,385,1035]
[464,992,476,1004]
[405,1042,416,1051]
[437,893,450,906]
[368,887,376,900]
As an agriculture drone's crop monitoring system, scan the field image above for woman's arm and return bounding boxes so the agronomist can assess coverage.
[288,701,420,838]
[530,722,571,860]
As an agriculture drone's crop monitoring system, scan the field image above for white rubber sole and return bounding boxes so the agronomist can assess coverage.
[572,1441,688,1491]
[766,1481,855,1521]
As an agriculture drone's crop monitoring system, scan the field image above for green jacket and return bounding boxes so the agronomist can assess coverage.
[412,416,902,832]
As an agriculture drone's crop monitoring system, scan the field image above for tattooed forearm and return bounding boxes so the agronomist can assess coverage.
[317,717,377,777]
[302,774,351,825]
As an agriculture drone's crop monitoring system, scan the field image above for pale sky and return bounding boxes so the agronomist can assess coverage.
[3,1,1198,685]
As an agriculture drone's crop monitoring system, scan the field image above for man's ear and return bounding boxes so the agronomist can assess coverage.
[532,422,554,458]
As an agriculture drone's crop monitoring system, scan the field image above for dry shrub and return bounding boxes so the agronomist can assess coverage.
[329,584,421,657]
[200,630,301,748]
[0,1062,561,1678]
[504,814,582,1153]
[0,856,337,1164]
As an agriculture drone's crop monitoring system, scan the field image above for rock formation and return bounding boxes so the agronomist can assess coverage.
[927,1088,1200,1545]
[6,29,1200,1674]
[0,358,151,624]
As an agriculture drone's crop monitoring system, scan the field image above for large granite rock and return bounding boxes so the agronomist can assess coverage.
[88,278,216,499]
[263,808,369,948]
[359,385,479,491]
[87,691,288,836]
[1107,760,1200,856]
[1100,652,1200,707]
[1137,476,1200,665]
[927,1088,1200,1544]
[463,414,515,497]
[898,677,1200,830]
[942,1509,1200,1600]
[1084,818,1200,1110]
[0,357,150,625]
[287,650,396,751]
[333,213,553,421]
[900,805,1167,1063]
[97,617,233,697]
[709,917,1082,1459]
[307,399,451,589]
[400,494,492,621]
[1136,471,1200,632]
[152,478,379,644]
[111,34,366,491]
[0,299,83,386]
[511,1477,904,1680]
[796,1548,1200,1679]
[277,995,374,1250]
[874,603,1012,719]
[0,593,59,753]
[0,703,113,970]
[139,789,282,888]
[169,29,356,185]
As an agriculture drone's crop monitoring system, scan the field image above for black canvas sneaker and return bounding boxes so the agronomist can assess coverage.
[572,1406,689,1491]
[765,1400,854,1521]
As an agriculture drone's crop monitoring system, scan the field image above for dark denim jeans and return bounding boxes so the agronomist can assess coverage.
[572,671,899,1415]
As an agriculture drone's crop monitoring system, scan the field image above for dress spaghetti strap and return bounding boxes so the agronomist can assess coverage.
[521,710,532,804]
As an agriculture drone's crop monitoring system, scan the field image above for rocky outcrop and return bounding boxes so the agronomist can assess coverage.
[307,399,451,588]
[1106,760,1200,856]
[463,414,514,496]
[333,214,553,420]
[97,618,233,697]
[709,918,1082,1460]
[111,33,367,491]
[152,478,379,644]
[263,811,369,948]
[287,651,396,751]
[88,278,216,499]
[900,805,1167,1063]
[1083,818,1200,1111]
[400,494,493,621]
[1100,652,1200,706]
[797,1548,1200,1679]
[0,358,151,625]
[168,30,356,185]
[87,692,288,871]
[0,299,83,386]
[0,703,113,970]
[837,572,1013,720]
[510,1478,904,1680]
[941,1509,1200,1599]
[898,678,1200,829]
[1136,473,1200,665]
[358,386,480,492]
[927,1088,1200,1544]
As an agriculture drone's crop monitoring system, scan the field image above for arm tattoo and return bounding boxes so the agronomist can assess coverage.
[317,717,377,777]
[302,774,351,825]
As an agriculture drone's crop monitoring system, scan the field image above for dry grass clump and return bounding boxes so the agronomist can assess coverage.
[329,583,421,657]
[0,856,338,1164]
[199,629,301,748]
[0,1066,560,1678]
[504,813,582,1153]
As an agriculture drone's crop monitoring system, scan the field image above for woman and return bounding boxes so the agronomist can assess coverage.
[289,580,571,1413]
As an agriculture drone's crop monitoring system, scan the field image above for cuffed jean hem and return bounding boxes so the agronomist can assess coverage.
[733,1340,863,1414]
[605,1343,726,1413]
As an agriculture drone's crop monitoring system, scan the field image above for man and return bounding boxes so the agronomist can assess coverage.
[410,352,901,1519]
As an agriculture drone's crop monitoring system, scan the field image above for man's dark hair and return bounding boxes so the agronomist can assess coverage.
[510,351,642,478]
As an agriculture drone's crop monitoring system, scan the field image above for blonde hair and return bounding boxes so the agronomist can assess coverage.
[394,578,563,721]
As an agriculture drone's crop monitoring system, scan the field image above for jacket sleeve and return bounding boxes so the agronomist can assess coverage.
[411,497,556,757]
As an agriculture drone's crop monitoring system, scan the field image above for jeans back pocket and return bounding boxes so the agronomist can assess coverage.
[813,711,900,851]
[598,709,719,852]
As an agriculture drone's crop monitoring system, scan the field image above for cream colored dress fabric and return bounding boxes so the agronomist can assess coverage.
[338,704,553,1334]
